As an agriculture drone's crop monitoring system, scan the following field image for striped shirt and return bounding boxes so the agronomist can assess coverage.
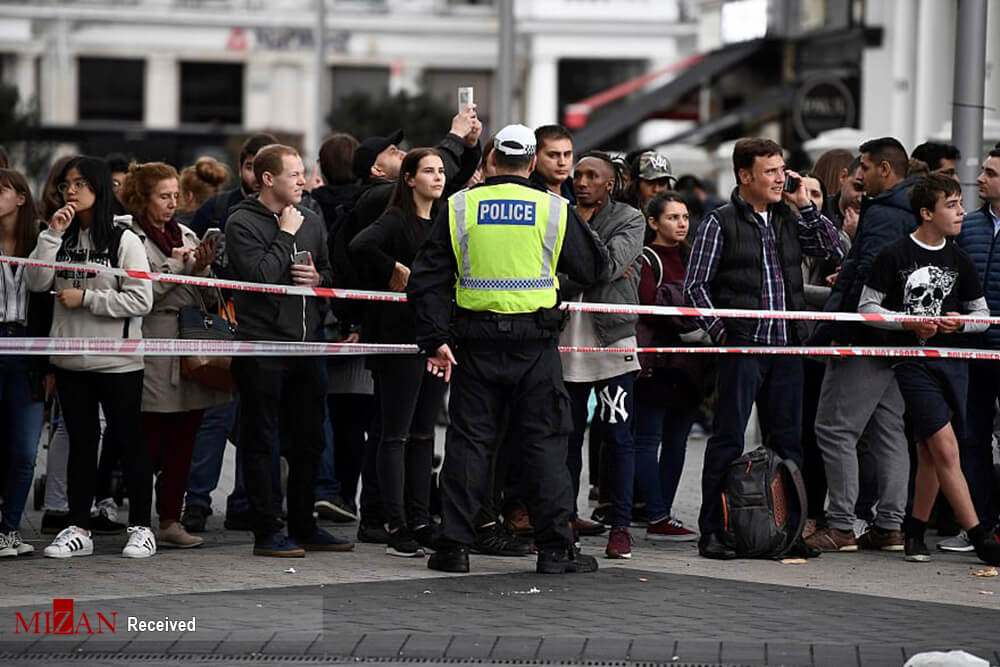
[0,258,28,325]
[683,201,844,345]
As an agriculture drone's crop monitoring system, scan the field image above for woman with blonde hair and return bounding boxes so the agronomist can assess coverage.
[177,157,229,225]
[119,161,230,549]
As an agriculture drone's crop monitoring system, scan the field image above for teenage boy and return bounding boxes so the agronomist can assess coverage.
[859,174,1000,565]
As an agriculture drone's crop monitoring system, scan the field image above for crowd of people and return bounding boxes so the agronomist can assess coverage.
[0,116,999,573]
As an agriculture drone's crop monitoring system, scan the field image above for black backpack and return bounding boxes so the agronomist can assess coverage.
[721,447,808,559]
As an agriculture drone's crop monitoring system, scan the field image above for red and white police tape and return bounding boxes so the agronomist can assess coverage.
[4,337,1000,362]
[5,255,1000,327]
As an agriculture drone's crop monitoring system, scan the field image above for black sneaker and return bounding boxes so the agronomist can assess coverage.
[358,522,389,544]
[90,503,126,535]
[224,511,252,532]
[904,535,931,562]
[427,544,469,573]
[386,527,424,558]
[412,524,440,552]
[472,523,531,557]
[181,504,212,534]
[41,511,70,535]
[314,496,358,523]
[590,504,611,525]
[537,545,599,574]
[973,531,1000,566]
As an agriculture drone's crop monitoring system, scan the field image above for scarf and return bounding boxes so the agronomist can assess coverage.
[140,217,184,257]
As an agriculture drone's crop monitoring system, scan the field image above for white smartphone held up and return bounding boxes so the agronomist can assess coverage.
[458,86,474,114]
[292,250,312,266]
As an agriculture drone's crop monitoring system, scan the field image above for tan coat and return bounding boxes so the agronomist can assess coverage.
[133,220,232,413]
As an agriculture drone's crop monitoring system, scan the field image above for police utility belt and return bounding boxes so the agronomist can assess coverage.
[453,306,569,342]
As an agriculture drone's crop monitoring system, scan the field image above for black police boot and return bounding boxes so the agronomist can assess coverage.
[698,533,737,560]
[536,545,599,574]
[427,544,470,573]
[472,523,531,557]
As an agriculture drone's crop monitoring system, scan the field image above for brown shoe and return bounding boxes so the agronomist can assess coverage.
[802,518,818,539]
[858,527,904,552]
[504,506,533,535]
[571,517,607,537]
[805,525,858,552]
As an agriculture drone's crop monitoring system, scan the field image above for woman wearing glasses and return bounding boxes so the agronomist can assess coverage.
[25,156,156,559]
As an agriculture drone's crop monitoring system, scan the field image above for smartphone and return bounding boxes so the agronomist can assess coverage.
[292,250,312,266]
[458,86,474,113]
[203,227,225,256]
[783,175,801,194]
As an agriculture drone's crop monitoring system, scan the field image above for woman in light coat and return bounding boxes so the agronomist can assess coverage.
[120,161,231,549]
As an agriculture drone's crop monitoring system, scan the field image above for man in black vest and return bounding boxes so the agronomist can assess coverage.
[683,138,844,559]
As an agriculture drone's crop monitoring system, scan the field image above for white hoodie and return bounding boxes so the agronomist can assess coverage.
[25,222,153,372]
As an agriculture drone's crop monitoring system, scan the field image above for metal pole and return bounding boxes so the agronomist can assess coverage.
[951,0,988,208]
[495,0,515,128]
[314,0,328,162]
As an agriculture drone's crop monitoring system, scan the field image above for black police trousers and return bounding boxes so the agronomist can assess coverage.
[440,339,576,550]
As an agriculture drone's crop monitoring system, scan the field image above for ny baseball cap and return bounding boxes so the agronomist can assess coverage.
[353,129,405,180]
[494,124,536,157]
[637,151,673,181]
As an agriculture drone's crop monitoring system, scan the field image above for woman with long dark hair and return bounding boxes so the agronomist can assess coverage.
[0,169,48,558]
[25,156,156,559]
[349,148,448,558]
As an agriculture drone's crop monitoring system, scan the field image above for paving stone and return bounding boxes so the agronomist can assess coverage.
[721,640,766,664]
[628,637,676,662]
[582,636,631,661]
[490,635,541,660]
[261,630,320,655]
[674,639,721,663]
[353,631,410,657]
[215,630,273,654]
[536,635,586,661]
[766,641,813,666]
[397,632,453,659]
[168,630,228,654]
[445,633,497,659]
[306,631,365,656]
[858,643,906,667]
[813,643,859,667]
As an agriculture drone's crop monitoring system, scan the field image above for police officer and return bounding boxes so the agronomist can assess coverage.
[408,124,610,574]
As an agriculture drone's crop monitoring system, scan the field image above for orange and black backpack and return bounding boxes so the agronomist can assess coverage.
[721,447,808,559]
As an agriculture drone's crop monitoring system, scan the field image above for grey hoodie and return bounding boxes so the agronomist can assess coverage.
[561,199,645,346]
[225,196,333,342]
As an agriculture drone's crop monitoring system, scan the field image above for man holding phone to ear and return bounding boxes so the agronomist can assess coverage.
[683,138,844,560]
[225,143,348,558]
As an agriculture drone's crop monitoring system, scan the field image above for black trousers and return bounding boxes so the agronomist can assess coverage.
[327,393,373,510]
[962,360,1000,526]
[56,369,152,529]
[372,356,447,530]
[441,340,575,550]
[232,356,325,540]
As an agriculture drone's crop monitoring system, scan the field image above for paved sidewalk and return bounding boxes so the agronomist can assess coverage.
[1,434,997,666]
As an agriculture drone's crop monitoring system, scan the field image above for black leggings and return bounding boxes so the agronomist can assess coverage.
[56,369,152,529]
[372,357,447,531]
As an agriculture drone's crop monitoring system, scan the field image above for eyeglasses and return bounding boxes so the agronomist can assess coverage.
[57,179,91,195]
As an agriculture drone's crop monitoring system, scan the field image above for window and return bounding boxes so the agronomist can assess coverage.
[78,57,144,122]
[331,66,390,101]
[180,61,244,125]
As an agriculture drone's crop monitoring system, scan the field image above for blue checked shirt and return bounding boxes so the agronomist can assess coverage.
[683,201,845,345]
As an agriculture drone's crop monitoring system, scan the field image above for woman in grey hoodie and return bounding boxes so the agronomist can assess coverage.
[25,156,156,560]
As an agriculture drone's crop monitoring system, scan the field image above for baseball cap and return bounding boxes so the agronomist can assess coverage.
[494,124,536,157]
[353,129,405,180]
[637,151,673,181]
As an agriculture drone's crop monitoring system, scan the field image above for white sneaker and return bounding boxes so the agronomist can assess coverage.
[43,526,94,558]
[937,531,974,552]
[122,526,157,558]
[0,532,17,558]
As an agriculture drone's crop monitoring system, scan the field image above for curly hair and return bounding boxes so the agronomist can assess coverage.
[119,161,179,220]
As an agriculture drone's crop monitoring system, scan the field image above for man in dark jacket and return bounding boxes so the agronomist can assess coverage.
[683,138,843,559]
[808,137,914,554]
[952,148,1000,549]
[225,144,350,558]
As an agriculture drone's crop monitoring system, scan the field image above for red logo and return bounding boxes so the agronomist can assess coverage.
[15,599,116,635]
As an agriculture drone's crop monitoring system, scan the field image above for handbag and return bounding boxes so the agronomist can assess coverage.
[177,285,237,393]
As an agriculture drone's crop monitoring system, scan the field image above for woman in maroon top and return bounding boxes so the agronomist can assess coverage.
[634,192,711,542]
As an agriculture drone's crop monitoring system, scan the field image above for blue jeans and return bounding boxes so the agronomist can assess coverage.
[568,373,636,527]
[185,398,238,511]
[0,356,44,533]
[314,361,340,501]
[634,372,698,522]
[699,354,803,536]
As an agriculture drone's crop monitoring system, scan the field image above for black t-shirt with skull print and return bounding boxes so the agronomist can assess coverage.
[866,235,983,346]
